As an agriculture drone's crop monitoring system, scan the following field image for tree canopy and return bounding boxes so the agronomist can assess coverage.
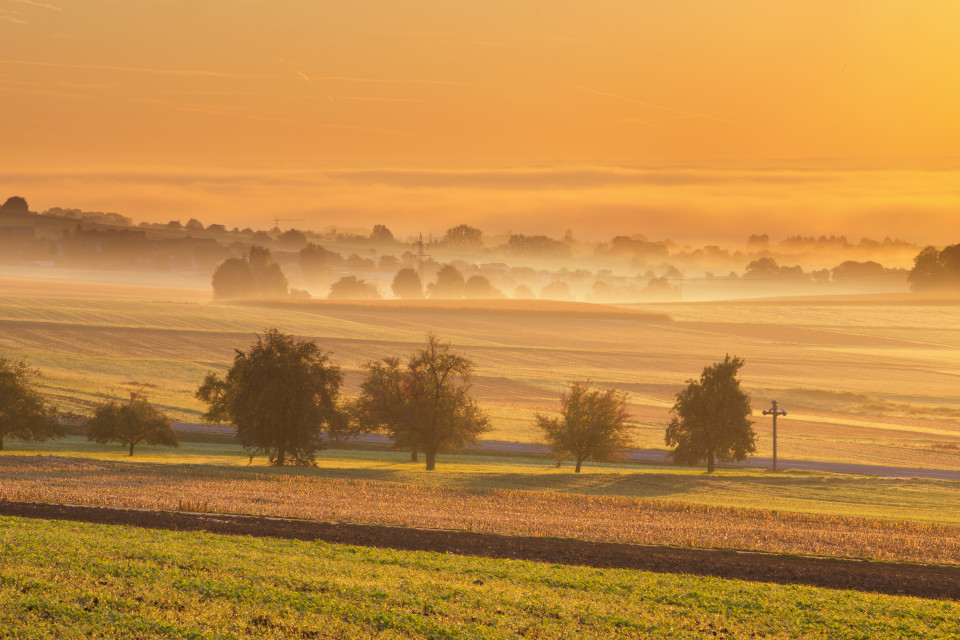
[328,275,380,300]
[908,244,960,291]
[665,355,755,472]
[0,355,61,451]
[355,334,489,470]
[391,268,424,299]
[211,246,289,299]
[427,264,466,298]
[196,329,344,466]
[85,392,178,456]
[536,381,633,473]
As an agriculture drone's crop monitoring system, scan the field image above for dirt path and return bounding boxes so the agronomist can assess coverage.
[3,500,959,601]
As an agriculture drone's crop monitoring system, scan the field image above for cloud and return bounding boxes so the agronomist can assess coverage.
[7,0,59,10]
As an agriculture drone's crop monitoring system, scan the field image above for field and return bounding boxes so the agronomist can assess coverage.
[3,445,960,564]
[3,515,959,639]
[1,277,959,470]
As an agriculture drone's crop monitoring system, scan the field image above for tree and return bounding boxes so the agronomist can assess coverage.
[392,268,424,299]
[211,246,288,298]
[195,329,344,466]
[370,224,395,243]
[427,264,466,298]
[300,242,342,286]
[0,196,29,214]
[85,392,178,456]
[443,224,483,249]
[908,244,960,291]
[464,275,503,298]
[665,355,755,473]
[0,355,61,451]
[536,381,633,473]
[356,334,489,470]
[211,257,257,298]
[328,276,380,300]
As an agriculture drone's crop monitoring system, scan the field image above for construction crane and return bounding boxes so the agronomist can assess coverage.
[272,217,304,231]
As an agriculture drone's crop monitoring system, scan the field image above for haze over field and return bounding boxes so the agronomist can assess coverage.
[3,1,960,241]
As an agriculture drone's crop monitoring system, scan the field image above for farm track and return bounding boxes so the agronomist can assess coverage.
[4,500,959,602]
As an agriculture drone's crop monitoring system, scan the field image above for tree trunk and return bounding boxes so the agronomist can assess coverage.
[555,459,562,468]
[276,446,285,466]
[128,441,134,456]
[425,450,436,471]
[575,458,583,473]
[410,449,418,462]
[0,436,4,451]
[706,449,715,473]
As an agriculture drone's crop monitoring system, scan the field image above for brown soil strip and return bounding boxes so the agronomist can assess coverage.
[3,500,959,601]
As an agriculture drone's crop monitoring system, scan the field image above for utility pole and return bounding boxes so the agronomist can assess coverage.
[762,400,788,471]
[413,233,430,283]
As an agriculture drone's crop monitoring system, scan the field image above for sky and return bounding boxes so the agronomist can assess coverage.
[2,1,960,242]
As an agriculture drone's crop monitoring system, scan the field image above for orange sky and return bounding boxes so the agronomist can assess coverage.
[2,1,960,241]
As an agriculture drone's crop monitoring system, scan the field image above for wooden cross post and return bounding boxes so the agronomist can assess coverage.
[762,400,788,471]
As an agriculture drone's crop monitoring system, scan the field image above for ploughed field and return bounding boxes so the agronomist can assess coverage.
[1,278,959,470]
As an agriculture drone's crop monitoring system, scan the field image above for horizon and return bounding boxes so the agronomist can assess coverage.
[3,2,960,244]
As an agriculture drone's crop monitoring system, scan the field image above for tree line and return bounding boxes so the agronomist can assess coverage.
[1,336,756,473]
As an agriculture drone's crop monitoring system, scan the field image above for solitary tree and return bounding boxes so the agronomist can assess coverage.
[211,246,289,298]
[328,276,380,300]
[356,334,489,470]
[391,268,424,299]
[537,381,633,473]
[665,355,755,473]
[427,264,466,298]
[0,355,61,451]
[85,392,178,456]
[196,329,344,466]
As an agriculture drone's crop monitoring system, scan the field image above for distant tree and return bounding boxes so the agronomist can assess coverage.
[0,355,61,451]
[665,355,755,473]
[205,223,227,234]
[392,268,424,299]
[539,280,571,300]
[443,224,483,249]
[0,196,29,214]
[378,255,401,270]
[278,228,309,250]
[536,381,633,473]
[328,276,380,300]
[85,392,178,456]
[641,277,680,300]
[196,329,344,466]
[248,246,289,297]
[211,257,257,298]
[746,234,770,249]
[211,246,288,298]
[300,242,342,286]
[370,224,395,243]
[428,264,466,298]
[355,334,489,470]
[464,275,502,298]
[166,220,183,230]
[908,244,960,291]
[502,234,572,259]
[513,284,535,299]
[185,218,204,232]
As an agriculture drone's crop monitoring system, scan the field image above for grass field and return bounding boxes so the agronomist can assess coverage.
[3,515,958,639]
[1,278,959,471]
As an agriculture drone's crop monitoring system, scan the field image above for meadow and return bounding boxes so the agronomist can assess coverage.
[3,515,959,639]
[1,277,959,470]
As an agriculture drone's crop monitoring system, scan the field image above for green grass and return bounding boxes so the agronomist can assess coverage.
[6,436,960,525]
[1,516,956,639]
